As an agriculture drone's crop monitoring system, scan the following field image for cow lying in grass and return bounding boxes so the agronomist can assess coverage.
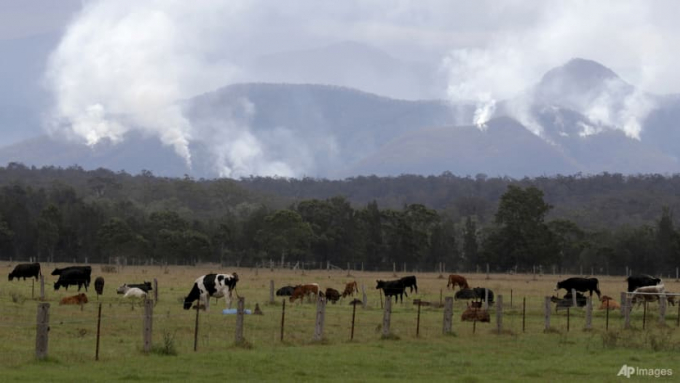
[461,305,490,322]
[599,295,620,310]
[60,293,88,305]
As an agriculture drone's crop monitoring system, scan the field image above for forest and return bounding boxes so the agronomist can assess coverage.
[0,162,678,276]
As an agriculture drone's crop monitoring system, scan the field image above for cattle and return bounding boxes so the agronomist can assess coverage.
[555,277,601,299]
[454,288,478,301]
[551,292,587,312]
[472,287,495,304]
[399,275,418,294]
[59,293,88,305]
[116,281,152,294]
[276,285,296,296]
[342,281,359,298]
[446,274,469,291]
[289,284,319,303]
[183,273,239,310]
[376,279,407,303]
[8,262,41,281]
[54,267,92,291]
[324,288,341,304]
[123,287,148,299]
[599,295,620,310]
[631,284,666,308]
[461,307,490,322]
[94,277,105,297]
[626,274,662,292]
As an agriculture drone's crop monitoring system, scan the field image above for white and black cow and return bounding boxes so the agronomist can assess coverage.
[183,273,239,310]
[8,262,41,281]
[555,277,601,299]
[626,274,662,292]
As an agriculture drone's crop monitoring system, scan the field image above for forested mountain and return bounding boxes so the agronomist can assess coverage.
[0,164,678,276]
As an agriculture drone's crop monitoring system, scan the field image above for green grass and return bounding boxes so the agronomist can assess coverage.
[2,264,680,382]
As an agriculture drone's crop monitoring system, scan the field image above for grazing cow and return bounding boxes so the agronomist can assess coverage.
[183,273,239,310]
[631,284,666,307]
[446,274,469,291]
[54,267,92,291]
[116,281,152,294]
[59,293,88,305]
[376,279,408,303]
[276,285,296,296]
[94,277,105,297]
[289,284,320,303]
[324,288,341,304]
[626,274,662,292]
[342,281,359,298]
[454,288,478,301]
[399,275,418,294]
[599,296,621,310]
[472,287,495,304]
[8,262,41,281]
[461,307,490,322]
[555,277,601,299]
[551,292,587,312]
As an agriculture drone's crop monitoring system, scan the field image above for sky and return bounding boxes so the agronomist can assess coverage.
[1,0,679,177]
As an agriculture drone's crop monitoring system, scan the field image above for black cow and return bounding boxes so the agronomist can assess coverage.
[276,285,296,296]
[399,275,418,294]
[626,274,662,292]
[324,288,341,304]
[54,267,92,291]
[94,277,105,296]
[555,277,601,299]
[472,287,495,304]
[376,279,408,303]
[8,262,41,281]
[454,288,478,300]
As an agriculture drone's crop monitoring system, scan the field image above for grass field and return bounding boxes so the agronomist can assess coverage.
[2,262,680,382]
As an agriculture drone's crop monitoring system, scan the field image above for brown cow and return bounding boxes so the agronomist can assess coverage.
[60,293,88,305]
[461,306,490,322]
[290,284,319,303]
[599,295,620,310]
[447,274,469,290]
[342,281,358,298]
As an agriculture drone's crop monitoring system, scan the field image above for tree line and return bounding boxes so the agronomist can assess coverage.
[0,163,678,275]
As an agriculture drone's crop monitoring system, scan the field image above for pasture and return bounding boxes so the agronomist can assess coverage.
[2,262,680,382]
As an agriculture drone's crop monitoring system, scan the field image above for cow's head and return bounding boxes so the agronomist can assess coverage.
[376,280,385,289]
[116,284,128,294]
[53,282,61,291]
[8,274,13,281]
[555,281,563,291]
[183,299,193,310]
[80,293,88,303]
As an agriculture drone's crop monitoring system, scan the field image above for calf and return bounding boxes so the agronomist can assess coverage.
[8,262,41,281]
[399,275,418,294]
[626,274,662,292]
[461,307,490,322]
[94,277,105,297]
[324,288,341,304]
[631,284,666,308]
[60,293,88,305]
[289,284,319,303]
[376,279,407,303]
[555,277,601,299]
[446,274,469,291]
[599,296,620,310]
[342,281,359,298]
[117,281,152,294]
[123,287,147,299]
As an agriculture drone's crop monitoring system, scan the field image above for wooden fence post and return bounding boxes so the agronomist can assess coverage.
[483,288,489,310]
[269,280,275,304]
[194,304,200,351]
[620,292,626,316]
[235,297,245,344]
[35,303,50,360]
[382,298,392,337]
[350,300,357,340]
[544,296,551,331]
[585,297,592,330]
[496,295,503,334]
[624,295,632,329]
[659,295,667,325]
[486,263,490,280]
[40,275,45,301]
[522,297,526,332]
[416,300,422,337]
[95,303,102,361]
[443,297,453,334]
[143,299,153,353]
[153,278,158,303]
[314,295,326,341]
[571,288,577,308]
[361,284,367,309]
[280,299,286,342]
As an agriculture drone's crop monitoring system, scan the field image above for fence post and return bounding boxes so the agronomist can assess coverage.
[269,280,275,304]
[40,275,45,301]
[483,288,489,310]
[624,295,632,329]
[659,295,667,325]
[350,300,357,340]
[416,300,422,337]
[314,295,326,341]
[496,295,503,334]
[280,299,286,342]
[571,288,577,308]
[95,303,102,361]
[585,297,592,330]
[620,292,626,316]
[544,296,551,331]
[486,263,490,280]
[35,303,50,360]
[194,304,200,351]
[443,297,453,334]
[153,278,158,303]
[382,298,392,337]
[235,297,245,344]
[361,284,367,309]
[522,297,526,333]
[143,299,153,353]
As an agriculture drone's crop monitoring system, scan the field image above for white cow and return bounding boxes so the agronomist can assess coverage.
[632,284,666,307]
